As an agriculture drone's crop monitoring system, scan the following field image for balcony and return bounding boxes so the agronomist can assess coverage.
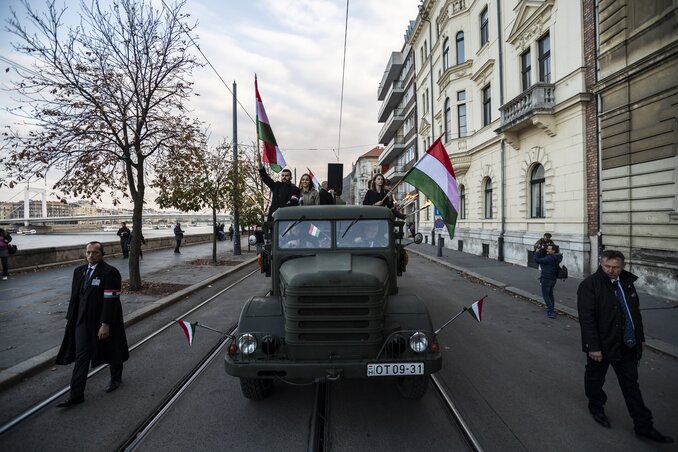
[379,133,415,167]
[377,81,406,123]
[378,108,405,145]
[496,83,556,148]
[377,52,405,100]
[384,165,407,181]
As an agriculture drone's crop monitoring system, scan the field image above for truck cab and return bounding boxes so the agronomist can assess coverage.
[224,205,441,400]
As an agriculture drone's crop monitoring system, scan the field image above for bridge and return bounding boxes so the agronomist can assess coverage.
[2,213,234,226]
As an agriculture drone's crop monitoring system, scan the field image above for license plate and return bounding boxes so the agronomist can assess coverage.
[367,362,424,377]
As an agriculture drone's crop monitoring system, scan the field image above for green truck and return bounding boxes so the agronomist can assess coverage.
[224,205,442,400]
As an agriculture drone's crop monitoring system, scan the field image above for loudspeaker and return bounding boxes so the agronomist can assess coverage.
[327,163,343,195]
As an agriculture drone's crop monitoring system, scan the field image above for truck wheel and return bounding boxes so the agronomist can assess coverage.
[397,376,428,400]
[240,377,273,400]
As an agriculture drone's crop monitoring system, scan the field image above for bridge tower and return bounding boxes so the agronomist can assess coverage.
[24,185,47,226]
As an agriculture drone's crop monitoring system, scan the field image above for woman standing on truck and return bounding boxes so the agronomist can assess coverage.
[362,173,394,209]
[298,174,319,205]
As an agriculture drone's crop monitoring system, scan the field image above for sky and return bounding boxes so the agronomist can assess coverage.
[0,0,420,208]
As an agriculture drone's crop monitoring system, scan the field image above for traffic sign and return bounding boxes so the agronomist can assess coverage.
[434,218,445,229]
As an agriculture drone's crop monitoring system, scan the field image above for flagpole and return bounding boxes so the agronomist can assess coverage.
[195,322,235,339]
[434,295,487,335]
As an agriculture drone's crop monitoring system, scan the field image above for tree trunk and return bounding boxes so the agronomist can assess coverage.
[128,163,145,291]
[212,206,217,263]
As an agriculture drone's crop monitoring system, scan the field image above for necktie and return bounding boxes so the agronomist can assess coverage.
[82,267,93,291]
[614,280,636,347]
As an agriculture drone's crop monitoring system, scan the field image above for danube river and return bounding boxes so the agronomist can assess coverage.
[8,226,215,250]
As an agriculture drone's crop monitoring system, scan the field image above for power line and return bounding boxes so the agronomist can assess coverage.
[335,0,350,162]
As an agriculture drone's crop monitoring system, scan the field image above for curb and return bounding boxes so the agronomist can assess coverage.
[409,249,677,359]
[0,257,257,391]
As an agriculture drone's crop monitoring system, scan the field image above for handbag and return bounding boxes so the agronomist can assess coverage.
[7,244,18,255]
[558,265,568,280]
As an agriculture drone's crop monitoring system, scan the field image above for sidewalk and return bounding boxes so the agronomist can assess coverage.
[410,244,678,359]
[0,239,257,390]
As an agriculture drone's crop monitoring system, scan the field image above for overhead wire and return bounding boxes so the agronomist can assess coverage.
[335,0,350,163]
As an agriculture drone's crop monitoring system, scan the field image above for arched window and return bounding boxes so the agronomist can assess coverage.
[444,98,451,142]
[459,185,466,219]
[484,178,493,219]
[442,37,450,70]
[530,164,545,218]
[456,31,465,64]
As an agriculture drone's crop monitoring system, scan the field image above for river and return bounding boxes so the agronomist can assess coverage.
[7,226,216,250]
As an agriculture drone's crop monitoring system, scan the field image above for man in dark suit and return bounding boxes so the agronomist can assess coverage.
[116,222,130,258]
[577,250,672,443]
[318,181,335,205]
[55,241,129,408]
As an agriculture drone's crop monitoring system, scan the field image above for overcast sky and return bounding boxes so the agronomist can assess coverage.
[0,0,419,208]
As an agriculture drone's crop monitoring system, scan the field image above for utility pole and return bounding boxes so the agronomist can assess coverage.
[232,81,241,255]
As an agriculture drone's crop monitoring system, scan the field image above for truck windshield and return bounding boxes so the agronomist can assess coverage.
[336,219,389,248]
[278,220,331,249]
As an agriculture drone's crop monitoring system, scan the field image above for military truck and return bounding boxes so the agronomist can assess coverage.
[224,205,442,400]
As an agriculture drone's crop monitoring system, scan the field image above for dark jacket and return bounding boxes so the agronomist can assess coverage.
[117,226,130,241]
[534,252,563,280]
[577,267,645,361]
[259,167,301,219]
[318,188,334,205]
[174,225,184,240]
[362,189,394,209]
[56,260,129,367]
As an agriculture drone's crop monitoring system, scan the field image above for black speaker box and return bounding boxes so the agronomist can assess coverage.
[327,163,343,195]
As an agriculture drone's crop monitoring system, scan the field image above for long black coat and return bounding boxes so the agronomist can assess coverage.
[577,267,645,361]
[259,167,301,220]
[362,189,394,209]
[56,260,129,367]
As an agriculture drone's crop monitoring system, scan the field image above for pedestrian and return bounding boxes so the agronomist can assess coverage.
[362,173,393,208]
[576,250,673,443]
[228,225,234,241]
[298,173,319,205]
[130,230,145,260]
[533,232,555,257]
[174,222,184,254]
[55,241,129,408]
[318,181,335,205]
[408,222,415,238]
[533,244,563,318]
[116,222,131,258]
[257,151,300,221]
[0,227,13,280]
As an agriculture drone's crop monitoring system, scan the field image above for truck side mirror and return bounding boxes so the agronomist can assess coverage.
[248,235,257,246]
[413,233,423,244]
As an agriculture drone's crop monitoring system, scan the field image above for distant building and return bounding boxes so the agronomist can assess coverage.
[351,146,384,205]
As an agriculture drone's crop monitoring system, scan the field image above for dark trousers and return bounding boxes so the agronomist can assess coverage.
[1,255,7,276]
[120,239,129,258]
[70,323,123,398]
[584,346,653,432]
[539,277,556,313]
[174,239,181,253]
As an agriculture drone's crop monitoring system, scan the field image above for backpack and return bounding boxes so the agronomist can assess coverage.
[7,244,18,255]
[558,265,568,280]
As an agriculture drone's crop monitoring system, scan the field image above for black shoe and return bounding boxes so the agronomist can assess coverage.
[635,428,674,443]
[590,411,611,428]
[56,395,84,408]
[105,380,121,393]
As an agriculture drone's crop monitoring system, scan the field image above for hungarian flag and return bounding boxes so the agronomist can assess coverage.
[177,320,196,346]
[255,77,286,173]
[403,138,459,237]
[466,298,484,322]
[307,167,320,189]
[308,223,321,237]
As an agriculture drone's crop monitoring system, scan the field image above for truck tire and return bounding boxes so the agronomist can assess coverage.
[397,376,428,400]
[240,377,273,400]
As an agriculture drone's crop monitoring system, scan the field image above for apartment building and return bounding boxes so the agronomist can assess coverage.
[407,0,594,276]
[350,146,384,205]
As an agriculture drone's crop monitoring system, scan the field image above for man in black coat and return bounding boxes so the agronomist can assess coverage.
[258,155,300,221]
[116,222,131,258]
[55,241,129,408]
[318,181,335,205]
[577,250,672,443]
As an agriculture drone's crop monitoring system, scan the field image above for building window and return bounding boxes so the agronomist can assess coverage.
[444,98,451,142]
[459,185,466,219]
[530,164,545,218]
[482,84,491,126]
[521,49,531,91]
[480,7,489,46]
[457,104,467,138]
[484,178,493,219]
[456,31,465,64]
[442,37,450,70]
[538,33,551,83]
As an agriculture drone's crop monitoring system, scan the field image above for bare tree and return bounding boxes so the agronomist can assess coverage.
[1,0,203,289]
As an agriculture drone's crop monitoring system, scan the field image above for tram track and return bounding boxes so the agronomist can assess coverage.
[0,268,258,436]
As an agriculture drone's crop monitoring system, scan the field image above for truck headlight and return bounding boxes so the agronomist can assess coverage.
[409,332,428,353]
[238,333,258,355]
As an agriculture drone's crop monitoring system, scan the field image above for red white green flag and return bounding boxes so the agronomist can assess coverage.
[307,167,320,189]
[255,77,286,173]
[466,298,484,322]
[402,138,459,237]
[177,320,196,346]
[308,223,321,237]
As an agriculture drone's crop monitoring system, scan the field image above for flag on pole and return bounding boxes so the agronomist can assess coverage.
[307,167,320,189]
[177,320,196,346]
[309,223,321,237]
[255,77,287,173]
[402,138,459,237]
[466,298,484,322]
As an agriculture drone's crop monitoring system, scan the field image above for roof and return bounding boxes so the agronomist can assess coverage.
[358,146,384,159]
[273,205,394,221]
